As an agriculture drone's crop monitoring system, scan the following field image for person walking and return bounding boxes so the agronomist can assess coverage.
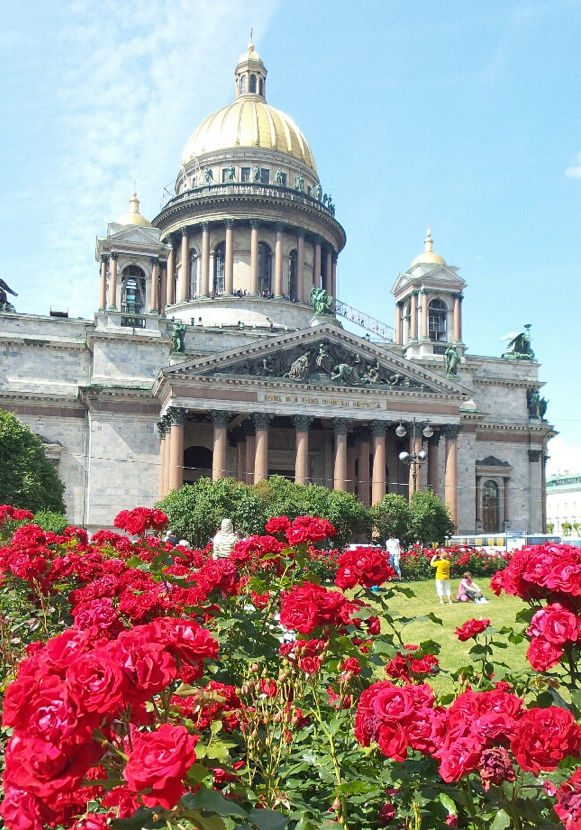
[386,534,402,580]
[430,551,452,604]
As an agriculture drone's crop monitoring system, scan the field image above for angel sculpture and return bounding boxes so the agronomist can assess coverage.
[0,279,18,310]
[500,324,535,360]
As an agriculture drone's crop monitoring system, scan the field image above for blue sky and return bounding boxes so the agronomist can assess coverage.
[1,0,580,473]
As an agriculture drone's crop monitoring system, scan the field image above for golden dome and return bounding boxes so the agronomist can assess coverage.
[182,100,317,171]
[116,192,152,227]
[181,46,316,171]
[410,227,446,268]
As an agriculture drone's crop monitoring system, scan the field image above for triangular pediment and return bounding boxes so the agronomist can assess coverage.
[162,324,470,397]
[391,265,466,297]
[107,224,161,247]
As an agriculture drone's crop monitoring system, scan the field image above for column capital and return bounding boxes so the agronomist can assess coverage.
[296,227,305,239]
[411,289,419,298]
[250,219,261,230]
[420,287,429,295]
[452,292,464,301]
[253,412,273,431]
[166,407,186,426]
[293,415,313,432]
[211,410,232,428]
[333,417,351,435]
[162,234,174,246]
[371,420,387,438]
[181,227,189,238]
[275,221,285,233]
[396,300,404,309]
[528,449,542,462]
[200,221,210,231]
[151,256,159,266]
[111,251,119,261]
[224,218,235,229]
[443,424,461,440]
[156,420,168,438]
[428,431,442,446]
[353,424,371,441]
[100,254,109,263]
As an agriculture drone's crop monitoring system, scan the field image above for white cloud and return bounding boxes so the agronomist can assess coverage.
[546,435,581,476]
[565,153,581,178]
[4,0,279,318]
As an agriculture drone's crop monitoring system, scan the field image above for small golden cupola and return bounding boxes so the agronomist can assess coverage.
[410,227,446,268]
[235,43,267,99]
[116,192,153,228]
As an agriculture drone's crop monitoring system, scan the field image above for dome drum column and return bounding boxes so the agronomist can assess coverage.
[166,244,176,306]
[331,254,337,301]
[150,258,159,313]
[274,223,284,298]
[224,220,235,295]
[453,293,463,342]
[314,237,322,291]
[200,223,210,297]
[297,229,305,302]
[421,288,429,339]
[250,220,260,295]
[395,302,403,346]
[410,291,418,340]
[159,262,167,315]
[179,229,189,302]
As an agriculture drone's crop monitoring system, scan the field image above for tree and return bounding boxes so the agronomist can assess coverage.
[0,409,65,513]
[157,478,267,548]
[408,489,456,546]
[369,493,411,545]
[562,522,573,538]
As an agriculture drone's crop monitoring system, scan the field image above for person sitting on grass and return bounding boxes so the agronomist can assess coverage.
[430,551,453,605]
[457,571,489,604]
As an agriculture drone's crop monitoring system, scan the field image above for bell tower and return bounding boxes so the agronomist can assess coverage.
[391,228,467,363]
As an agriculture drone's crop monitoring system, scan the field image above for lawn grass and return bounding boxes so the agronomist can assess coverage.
[369,578,531,693]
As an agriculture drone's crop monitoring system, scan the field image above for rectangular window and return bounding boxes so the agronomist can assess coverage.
[221,169,229,183]
[241,167,251,182]
[260,168,270,184]
[279,172,287,187]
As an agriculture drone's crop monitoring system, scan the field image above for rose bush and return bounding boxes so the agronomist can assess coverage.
[1,508,581,829]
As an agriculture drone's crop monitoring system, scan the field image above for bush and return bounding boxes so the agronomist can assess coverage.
[32,510,69,535]
[0,409,65,512]
[370,490,454,547]
[400,544,511,581]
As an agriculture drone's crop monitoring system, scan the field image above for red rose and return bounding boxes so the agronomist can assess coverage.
[527,603,579,645]
[335,547,394,590]
[124,723,198,810]
[4,733,104,799]
[108,632,177,704]
[438,737,482,782]
[372,683,415,724]
[511,707,581,774]
[526,637,563,671]
[454,618,491,641]
[377,724,409,761]
[151,618,219,664]
[0,785,54,830]
[67,650,128,714]
[380,802,396,825]
[264,516,290,534]
[300,656,321,675]
[73,815,110,830]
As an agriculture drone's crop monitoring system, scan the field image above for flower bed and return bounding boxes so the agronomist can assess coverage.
[0,508,580,829]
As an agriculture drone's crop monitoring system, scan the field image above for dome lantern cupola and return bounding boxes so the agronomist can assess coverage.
[116,192,152,228]
[410,226,446,268]
[235,43,267,100]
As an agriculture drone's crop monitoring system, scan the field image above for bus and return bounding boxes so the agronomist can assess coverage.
[447,532,562,555]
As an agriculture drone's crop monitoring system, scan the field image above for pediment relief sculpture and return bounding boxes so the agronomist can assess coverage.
[212,339,436,391]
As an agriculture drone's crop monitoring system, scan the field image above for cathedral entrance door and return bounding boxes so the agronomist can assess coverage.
[482,480,500,533]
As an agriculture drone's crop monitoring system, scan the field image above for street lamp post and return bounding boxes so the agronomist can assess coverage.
[396,418,433,500]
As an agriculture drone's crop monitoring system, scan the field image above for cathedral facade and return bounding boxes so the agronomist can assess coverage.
[0,47,553,535]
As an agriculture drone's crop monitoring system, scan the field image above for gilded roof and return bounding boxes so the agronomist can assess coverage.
[182,98,317,172]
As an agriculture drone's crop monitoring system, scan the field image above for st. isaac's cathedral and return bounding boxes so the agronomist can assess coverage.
[0,46,553,535]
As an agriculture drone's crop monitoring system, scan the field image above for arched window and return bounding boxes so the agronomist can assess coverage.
[249,74,257,93]
[240,74,247,94]
[189,250,199,298]
[183,446,213,483]
[428,298,448,341]
[259,78,264,97]
[214,242,225,295]
[258,242,272,294]
[482,480,500,533]
[121,265,146,314]
[289,249,297,300]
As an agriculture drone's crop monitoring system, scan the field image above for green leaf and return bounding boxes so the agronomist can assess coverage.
[189,788,248,818]
[110,808,157,829]
[247,808,289,830]
[438,793,457,814]
[489,809,511,830]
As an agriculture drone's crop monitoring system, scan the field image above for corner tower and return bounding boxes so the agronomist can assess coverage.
[391,228,466,363]
[152,46,346,331]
